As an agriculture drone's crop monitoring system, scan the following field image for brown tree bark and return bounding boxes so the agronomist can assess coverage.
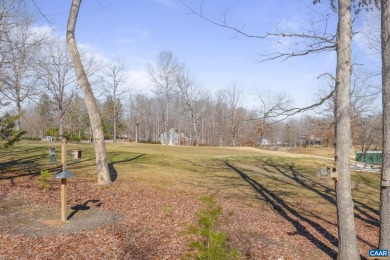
[380,0,390,251]
[66,0,111,185]
[335,0,359,259]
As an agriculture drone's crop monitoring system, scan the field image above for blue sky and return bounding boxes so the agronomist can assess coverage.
[29,0,381,110]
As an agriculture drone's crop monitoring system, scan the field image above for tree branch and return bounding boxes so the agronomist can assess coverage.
[182,1,337,62]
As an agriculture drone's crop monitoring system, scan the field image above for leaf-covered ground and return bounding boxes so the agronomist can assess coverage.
[0,142,380,259]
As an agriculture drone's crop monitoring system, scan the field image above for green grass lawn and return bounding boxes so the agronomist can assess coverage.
[0,140,381,258]
[0,141,381,216]
[286,145,336,158]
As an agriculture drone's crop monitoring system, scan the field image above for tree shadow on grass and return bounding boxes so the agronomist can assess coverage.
[258,159,378,250]
[0,145,72,180]
[0,153,47,171]
[224,161,338,259]
[0,146,43,157]
[260,159,379,228]
[0,157,47,180]
[108,154,145,183]
[108,163,118,182]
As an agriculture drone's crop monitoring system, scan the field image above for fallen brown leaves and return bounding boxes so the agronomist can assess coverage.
[0,175,379,260]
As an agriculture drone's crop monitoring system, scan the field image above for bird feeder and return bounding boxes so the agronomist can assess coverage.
[71,149,82,162]
[329,167,338,180]
[49,147,56,163]
[55,169,75,179]
[317,166,338,180]
[317,167,330,177]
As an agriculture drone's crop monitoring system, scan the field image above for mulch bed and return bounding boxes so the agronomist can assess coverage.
[0,175,378,259]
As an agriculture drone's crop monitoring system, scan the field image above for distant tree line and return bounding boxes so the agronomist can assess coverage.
[0,2,381,152]
[17,49,382,150]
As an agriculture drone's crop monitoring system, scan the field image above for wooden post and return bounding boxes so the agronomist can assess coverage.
[61,139,67,169]
[61,138,67,222]
[61,178,67,221]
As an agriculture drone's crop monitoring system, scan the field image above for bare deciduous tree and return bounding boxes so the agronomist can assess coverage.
[0,0,17,69]
[129,91,148,143]
[353,114,381,153]
[213,89,228,146]
[184,0,374,257]
[66,0,111,185]
[148,51,182,135]
[333,1,360,258]
[100,60,128,143]
[0,17,45,130]
[254,90,291,146]
[176,70,208,146]
[223,84,244,147]
[380,0,390,251]
[37,40,78,138]
[68,93,89,139]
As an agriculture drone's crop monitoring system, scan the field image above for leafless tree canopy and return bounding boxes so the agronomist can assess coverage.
[99,60,129,143]
[0,15,47,129]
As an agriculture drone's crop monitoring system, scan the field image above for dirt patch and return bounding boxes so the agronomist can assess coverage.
[0,198,118,237]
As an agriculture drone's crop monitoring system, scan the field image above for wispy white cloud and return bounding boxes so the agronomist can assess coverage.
[115,25,151,45]
[125,69,154,94]
[31,25,54,37]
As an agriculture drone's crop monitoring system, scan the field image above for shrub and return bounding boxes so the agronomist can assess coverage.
[45,128,59,138]
[22,136,41,141]
[138,140,161,144]
[0,113,25,148]
[184,195,239,260]
[68,136,81,142]
[39,170,52,190]
[162,206,171,219]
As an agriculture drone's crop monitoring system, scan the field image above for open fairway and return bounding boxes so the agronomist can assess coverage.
[0,141,380,259]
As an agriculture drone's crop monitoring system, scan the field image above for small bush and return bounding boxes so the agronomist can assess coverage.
[162,206,171,219]
[138,140,161,144]
[68,136,81,142]
[22,136,41,141]
[39,170,52,190]
[184,195,240,260]
[0,113,25,148]
[46,128,59,138]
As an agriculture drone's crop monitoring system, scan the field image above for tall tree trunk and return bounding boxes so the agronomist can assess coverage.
[66,0,111,185]
[78,115,82,139]
[191,112,199,146]
[59,110,64,139]
[335,0,359,259]
[135,123,139,143]
[16,98,21,131]
[165,95,169,134]
[380,0,390,251]
[113,102,117,143]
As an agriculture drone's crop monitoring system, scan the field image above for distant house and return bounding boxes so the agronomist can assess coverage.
[160,128,179,146]
[260,138,270,146]
[274,140,282,146]
[42,136,56,141]
[298,134,321,146]
[260,138,282,147]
